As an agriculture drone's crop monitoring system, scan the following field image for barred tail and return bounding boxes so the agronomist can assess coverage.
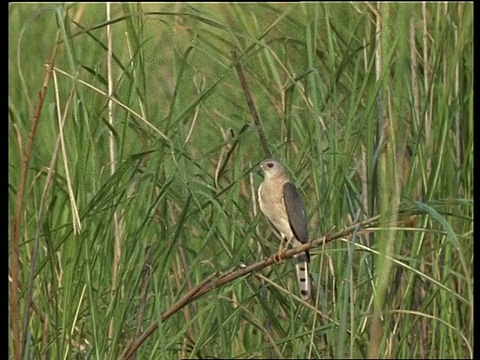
[294,251,310,301]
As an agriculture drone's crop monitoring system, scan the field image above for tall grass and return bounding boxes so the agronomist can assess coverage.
[9,3,472,359]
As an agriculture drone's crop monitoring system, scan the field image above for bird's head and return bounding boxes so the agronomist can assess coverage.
[259,158,286,179]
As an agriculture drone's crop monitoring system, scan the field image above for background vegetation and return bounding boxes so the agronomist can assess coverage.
[9,3,473,359]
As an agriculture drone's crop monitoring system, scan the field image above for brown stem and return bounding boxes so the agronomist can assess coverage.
[231,50,272,158]
[120,211,421,359]
[10,46,58,360]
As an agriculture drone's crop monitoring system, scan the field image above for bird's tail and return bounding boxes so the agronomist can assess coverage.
[294,251,310,301]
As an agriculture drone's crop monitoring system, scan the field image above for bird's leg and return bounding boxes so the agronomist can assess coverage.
[273,237,290,262]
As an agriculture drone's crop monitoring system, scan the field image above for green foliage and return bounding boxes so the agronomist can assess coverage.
[9,3,472,359]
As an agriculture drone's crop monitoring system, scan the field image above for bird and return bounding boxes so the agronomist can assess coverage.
[257,158,311,301]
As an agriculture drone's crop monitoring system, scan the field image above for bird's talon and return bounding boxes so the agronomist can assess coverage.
[272,249,287,263]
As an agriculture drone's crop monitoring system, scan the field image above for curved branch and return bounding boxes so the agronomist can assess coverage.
[120,211,409,359]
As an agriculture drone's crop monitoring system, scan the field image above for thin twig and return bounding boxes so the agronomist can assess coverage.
[121,272,219,359]
[10,39,59,359]
[231,50,272,158]
[22,67,79,358]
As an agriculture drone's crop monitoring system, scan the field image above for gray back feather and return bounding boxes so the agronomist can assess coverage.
[283,182,308,244]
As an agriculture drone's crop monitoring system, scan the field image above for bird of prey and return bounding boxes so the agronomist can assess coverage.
[257,158,310,300]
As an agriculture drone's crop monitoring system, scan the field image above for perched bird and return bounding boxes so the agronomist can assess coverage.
[257,158,310,300]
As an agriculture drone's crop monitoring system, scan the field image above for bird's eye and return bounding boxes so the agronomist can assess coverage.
[266,162,274,168]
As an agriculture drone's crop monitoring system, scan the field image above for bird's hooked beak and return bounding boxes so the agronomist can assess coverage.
[257,163,265,178]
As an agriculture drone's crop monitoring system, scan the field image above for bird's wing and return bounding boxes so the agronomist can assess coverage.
[283,182,308,244]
